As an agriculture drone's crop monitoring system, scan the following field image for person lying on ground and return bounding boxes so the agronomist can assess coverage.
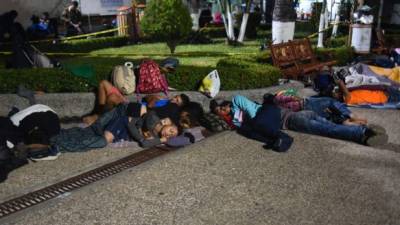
[210,95,388,148]
[0,104,61,182]
[271,91,367,126]
[102,110,179,148]
[316,70,400,106]
[83,81,190,125]
[166,102,211,147]
[52,104,179,152]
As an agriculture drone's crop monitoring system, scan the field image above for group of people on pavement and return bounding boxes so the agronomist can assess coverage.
[0,66,391,182]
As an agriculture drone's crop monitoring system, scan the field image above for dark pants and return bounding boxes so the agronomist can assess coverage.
[304,97,351,119]
[286,111,365,143]
[19,111,60,145]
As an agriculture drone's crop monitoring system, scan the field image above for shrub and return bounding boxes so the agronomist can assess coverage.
[199,27,226,38]
[316,46,354,66]
[141,0,192,53]
[169,62,281,91]
[182,31,213,44]
[295,21,316,33]
[324,36,348,48]
[0,56,281,93]
[0,68,91,93]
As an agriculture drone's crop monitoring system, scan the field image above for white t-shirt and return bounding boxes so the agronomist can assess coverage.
[10,104,56,126]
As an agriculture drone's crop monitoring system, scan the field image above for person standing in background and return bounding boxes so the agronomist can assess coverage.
[61,1,83,36]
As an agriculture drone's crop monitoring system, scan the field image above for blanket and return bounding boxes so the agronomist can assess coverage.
[346,64,392,90]
[369,65,400,84]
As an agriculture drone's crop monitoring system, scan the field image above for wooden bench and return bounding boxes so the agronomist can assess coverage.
[270,38,337,80]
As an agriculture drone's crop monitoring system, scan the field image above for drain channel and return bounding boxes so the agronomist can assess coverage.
[0,146,173,219]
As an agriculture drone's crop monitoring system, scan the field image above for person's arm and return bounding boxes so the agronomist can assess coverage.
[143,95,165,108]
[126,117,162,148]
[337,80,350,101]
[231,95,260,127]
[61,9,69,23]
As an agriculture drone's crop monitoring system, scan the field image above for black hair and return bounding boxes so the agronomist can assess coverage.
[209,99,231,114]
[179,102,204,128]
[72,1,79,7]
[179,94,190,108]
[8,10,18,19]
[263,93,276,105]
[42,12,50,19]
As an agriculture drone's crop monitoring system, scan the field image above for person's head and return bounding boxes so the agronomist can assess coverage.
[313,73,335,98]
[71,1,79,9]
[170,94,190,107]
[210,99,231,117]
[41,12,50,21]
[179,102,204,129]
[9,10,18,20]
[160,124,178,139]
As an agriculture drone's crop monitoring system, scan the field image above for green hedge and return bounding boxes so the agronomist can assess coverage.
[199,27,226,38]
[0,68,91,93]
[169,59,281,91]
[3,36,130,53]
[0,56,281,93]
[315,46,354,66]
[324,36,348,48]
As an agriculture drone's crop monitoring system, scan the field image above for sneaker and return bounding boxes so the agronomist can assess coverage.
[363,126,388,147]
[30,146,61,161]
[367,124,386,135]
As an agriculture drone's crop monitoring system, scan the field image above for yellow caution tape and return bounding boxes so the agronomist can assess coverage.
[307,21,348,39]
[1,26,127,45]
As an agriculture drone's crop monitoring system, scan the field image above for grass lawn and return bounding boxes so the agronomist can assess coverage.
[62,39,262,68]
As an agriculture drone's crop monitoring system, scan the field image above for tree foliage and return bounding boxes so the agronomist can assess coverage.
[141,0,193,53]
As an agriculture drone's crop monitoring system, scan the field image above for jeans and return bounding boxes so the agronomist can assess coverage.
[304,97,351,119]
[286,111,365,143]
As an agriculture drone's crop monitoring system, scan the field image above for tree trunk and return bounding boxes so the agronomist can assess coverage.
[217,0,230,38]
[377,0,383,30]
[167,40,177,54]
[272,0,296,43]
[317,0,327,48]
[226,1,235,40]
[238,13,249,42]
[238,0,252,43]
[324,5,329,29]
[332,1,341,37]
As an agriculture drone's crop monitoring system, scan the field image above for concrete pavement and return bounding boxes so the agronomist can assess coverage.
[1,107,400,225]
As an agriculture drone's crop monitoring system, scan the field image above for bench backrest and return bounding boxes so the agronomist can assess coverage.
[290,38,316,63]
[270,42,297,68]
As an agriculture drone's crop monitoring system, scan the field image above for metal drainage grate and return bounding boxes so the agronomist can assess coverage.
[0,146,173,219]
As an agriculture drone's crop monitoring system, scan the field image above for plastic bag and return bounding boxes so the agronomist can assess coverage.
[198,70,220,98]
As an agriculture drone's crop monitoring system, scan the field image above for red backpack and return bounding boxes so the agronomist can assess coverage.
[136,60,169,95]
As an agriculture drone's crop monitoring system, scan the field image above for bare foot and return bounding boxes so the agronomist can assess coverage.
[82,114,98,125]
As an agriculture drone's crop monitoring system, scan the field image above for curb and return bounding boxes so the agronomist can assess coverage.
[0,81,305,118]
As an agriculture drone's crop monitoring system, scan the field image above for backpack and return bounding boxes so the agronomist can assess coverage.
[136,60,169,95]
[199,113,230,132]
[111,63,136,95]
